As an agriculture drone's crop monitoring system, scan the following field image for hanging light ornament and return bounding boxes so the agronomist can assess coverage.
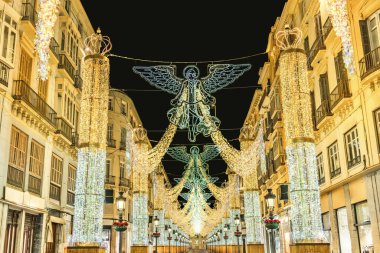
[72,29,111,244]
[35,0,60,80]
[323,0,355,74]
[275,26,325,242]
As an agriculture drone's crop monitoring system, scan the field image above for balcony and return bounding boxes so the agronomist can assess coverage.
[50,183,61,201]
[323,17,333,40]
[319,177,325,185]
[13,80,57,128]
[272,112,282,128]
[330,78,351,110]
[348,156,361,169]
[274,155,285,171]
[359,46,380,79]
[0,61,10,87]
[74,74,82,90]
[315,100,332,126]
[55,117,73,141]
[308,36,326,66]
[105,175,115,185]
[58,54,76,81]
[67,191,75,206]
[120,178,130,187]
[49,38,60,60]
[71,132,79,147]
[120,141,126,150]
[330,168,341,179]
[28,175,41,195]
[107,138,116,148]
[7,165,24,189]
[21,3,37,28]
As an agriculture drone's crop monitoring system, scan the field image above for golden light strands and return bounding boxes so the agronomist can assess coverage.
[276,26,325,242]
[35,0,60,80]
[72,30,111,244]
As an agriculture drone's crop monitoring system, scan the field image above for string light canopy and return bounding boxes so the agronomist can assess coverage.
[35,0,60,80]
[133,64,251,142]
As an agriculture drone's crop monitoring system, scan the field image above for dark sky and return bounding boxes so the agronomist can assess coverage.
[81,1,287,187]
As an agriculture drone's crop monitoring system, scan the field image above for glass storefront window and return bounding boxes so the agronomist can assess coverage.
[102,227,112,253]
[321,212,331,243]
[337,207,352,253]
[355,202,373,253]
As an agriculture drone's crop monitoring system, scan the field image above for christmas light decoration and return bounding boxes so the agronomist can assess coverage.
[132,193,149,245]
[276,27,325,242]
[35,0,60,80]
[133,64,251,142]
[72,30,111,244]
[323,0,355,74]
[244,191,263,244]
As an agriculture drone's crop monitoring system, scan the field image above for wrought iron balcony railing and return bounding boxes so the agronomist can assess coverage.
[0,60,10,87]
[50,183,61,201]
[71,132,79,147]
[308,35,326,65]
[330,78,351,109]
[13,80,58,127]
[58,54,76,81]
[67,191,75,206]
[107,138,116,148]
[105,175,115,185]
[315,100,332,125]
[359,46,380,79]
[120,178,130,188]
[74,73,82,90]
[21,3,37,27]
[318,177,326,185]
[55,117,73,141]
[323,17,333,39]
[120,141,126,150]
[49,38,60,60]
[7,165,24,189]
[348,156,361,169]
[330,167,341,179]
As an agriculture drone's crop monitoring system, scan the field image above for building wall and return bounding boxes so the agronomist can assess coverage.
[244,0,380,252]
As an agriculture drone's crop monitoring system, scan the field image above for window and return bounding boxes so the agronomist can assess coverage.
[38,79,48,101]
[67,165,76,206]
[121,127,126,147]
[328,141,341,178]
[108,98,113,111]
[8,126,28,188]
[104,189,114,204]
[345,127,361,168]
[120,161,125,179]
[29,140,44,195]
[1,14,17,64]
[50,154,63,201]
[107,124,113,141]
[337,207,352,253]
[375,108,380,153]
[121,102,127,115]
[316,153,325,184]
[355,202,373,252]
[106,160,111,177]
[322,212,331,243]
[19,49,33,85]
[367,10,380,51]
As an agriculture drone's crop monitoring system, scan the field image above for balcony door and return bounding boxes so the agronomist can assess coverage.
[315,13,323,39]
[19,49,32,85]
[319,73,330,112]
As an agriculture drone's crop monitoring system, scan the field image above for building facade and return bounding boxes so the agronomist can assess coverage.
[244,0,380,252]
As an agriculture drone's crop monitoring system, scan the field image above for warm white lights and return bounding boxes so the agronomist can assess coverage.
[35,0,60,80]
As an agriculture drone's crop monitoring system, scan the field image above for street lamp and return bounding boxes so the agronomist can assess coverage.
[116,191,127,253]
[174,231,178,253]
[152,216,160,253]
[234,215,242,253]
[168,225,172,253]
[223,224,229,253]
[265,188,277,253]
[241,224,246,253]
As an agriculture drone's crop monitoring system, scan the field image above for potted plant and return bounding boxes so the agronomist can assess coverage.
[264,218,280,229]
[113,221,128,232]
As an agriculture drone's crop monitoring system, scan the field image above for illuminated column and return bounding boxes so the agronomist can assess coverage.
[276,27,328,250]
[154,172,165,246]
[132,193,149,245]
[240,122,264,246]
[71,30,112,246]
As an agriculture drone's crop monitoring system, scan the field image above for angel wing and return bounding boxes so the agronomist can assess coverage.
[166,146,191,163]
[202,64,251,93]
[200,145,220,163]
[133,65,183,95]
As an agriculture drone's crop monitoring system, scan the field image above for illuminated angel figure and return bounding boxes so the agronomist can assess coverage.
[133,64,251,142]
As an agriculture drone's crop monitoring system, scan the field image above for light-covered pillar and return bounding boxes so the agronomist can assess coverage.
[276,27,329,251]
[132,193,149,245]
[71,30,111,249]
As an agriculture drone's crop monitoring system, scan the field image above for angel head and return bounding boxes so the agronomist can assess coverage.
[183,65,200,81]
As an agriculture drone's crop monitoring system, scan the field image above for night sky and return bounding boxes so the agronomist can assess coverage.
[81,1,287,188]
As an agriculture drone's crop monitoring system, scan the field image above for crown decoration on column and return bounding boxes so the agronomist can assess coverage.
[133,125,148,144]
[84,27,112,56]
[239,123,256,142]
[275,25,302,50]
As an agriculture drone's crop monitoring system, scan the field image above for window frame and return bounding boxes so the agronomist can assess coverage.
[1,14,17,65]
[316,153,325,184]
[108,97,114,111]
[367,10,380,51]
[344,126,361,169]
[328,141,341,178]
[374,107,380,154]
